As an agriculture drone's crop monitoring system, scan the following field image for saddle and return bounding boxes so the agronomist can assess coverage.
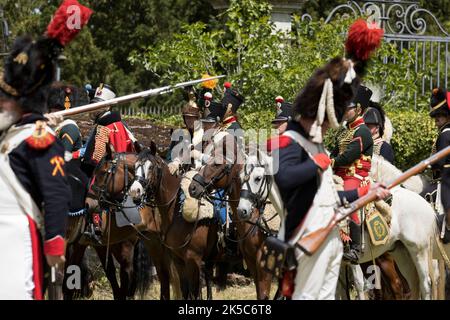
[180,170,214,222]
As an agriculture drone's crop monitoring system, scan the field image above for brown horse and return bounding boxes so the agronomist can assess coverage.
[129,149,226,299]
[188,150,274,299]
[64,151,174,300]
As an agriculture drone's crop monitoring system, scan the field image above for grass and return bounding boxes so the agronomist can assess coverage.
[89,273,278,300]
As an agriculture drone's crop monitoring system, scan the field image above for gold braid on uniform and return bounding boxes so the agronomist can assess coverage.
[373,139,383,156]
[93,125,110,163]
[336,127,355,155]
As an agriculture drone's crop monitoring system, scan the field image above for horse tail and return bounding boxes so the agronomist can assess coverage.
[79,253,94,299]
[132,239,153,299]
[215,261,230,291]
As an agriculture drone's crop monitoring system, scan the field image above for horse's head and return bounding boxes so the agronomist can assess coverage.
[86,152,136,213]
[129,143,161,204]
[189,133,240,199]
[237,152,272,221]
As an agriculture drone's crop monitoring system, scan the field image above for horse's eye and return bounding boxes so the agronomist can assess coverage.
[255,176,262,182]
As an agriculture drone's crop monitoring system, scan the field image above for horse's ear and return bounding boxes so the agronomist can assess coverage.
[150,141,157,156]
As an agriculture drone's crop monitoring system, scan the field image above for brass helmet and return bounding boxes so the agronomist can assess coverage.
[182,87,200,118]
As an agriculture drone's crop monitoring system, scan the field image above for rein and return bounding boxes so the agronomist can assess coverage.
[133,155,199,250]
[237,161,277,237]
[88,154,139,210]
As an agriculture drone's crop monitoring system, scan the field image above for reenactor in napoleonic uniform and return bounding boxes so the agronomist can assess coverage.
[269,19,390,300]
[47,84,90,217]
[330,85,374,263]
[167,87,201,175]
[271,96,293,135]
[0,0,92,299]
[81,83,138,239]
[363,101,395,164]
[428,88,450,243]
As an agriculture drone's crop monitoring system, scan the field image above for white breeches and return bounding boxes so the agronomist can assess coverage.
[292,228,343,300]
[0,213,34,300]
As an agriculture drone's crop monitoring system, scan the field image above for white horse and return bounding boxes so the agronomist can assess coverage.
[238,152,445,299]
[371,155,450,293]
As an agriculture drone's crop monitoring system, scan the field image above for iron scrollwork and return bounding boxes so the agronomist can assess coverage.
[323,1,449,36]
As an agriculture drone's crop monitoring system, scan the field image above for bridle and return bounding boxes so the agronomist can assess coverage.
[133,156,172,207]
[240,162,272,213]
[191,161,234,200]
[235,156,278,239]
[87,153,135,210]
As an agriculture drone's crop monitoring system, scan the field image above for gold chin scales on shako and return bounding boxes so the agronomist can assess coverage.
[0,0,92,300]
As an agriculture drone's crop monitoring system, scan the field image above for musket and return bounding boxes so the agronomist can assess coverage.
[294,145,450,256]
[52,75,226,117]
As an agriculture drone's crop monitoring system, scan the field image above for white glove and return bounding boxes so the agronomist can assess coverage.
[168,160,180,175]
[190,149,203,161]
[44,113,64,127]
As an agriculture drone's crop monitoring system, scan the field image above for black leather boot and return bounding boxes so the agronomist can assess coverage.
[343,220,362,264]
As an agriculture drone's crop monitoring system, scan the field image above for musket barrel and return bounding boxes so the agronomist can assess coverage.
[335,145,450,222]
[296,145,450,255]
[53,75,225,117]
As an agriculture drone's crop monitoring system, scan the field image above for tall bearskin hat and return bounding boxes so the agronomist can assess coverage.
[0,0,92,114]
[293,19,383,143]
[48,83,89,111]
[350,85,373,110]
[430,87,450,117]
[363,101,386,136]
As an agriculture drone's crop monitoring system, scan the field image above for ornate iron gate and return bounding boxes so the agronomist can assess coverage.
[306,0,450,108]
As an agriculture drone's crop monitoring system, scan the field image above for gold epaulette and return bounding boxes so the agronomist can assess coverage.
[25,120,56,150]
[337,127,355,155]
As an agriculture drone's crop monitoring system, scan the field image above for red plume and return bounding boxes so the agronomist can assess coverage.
[224,82,232,89]
[46,0,93,46]
[345,19,384,61]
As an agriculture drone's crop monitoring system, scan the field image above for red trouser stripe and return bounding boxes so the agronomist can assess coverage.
[343,178,362,224]
[26,215,43,300]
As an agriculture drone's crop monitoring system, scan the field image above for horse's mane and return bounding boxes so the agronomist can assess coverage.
[371,154,425,193]
[137,148,167,171]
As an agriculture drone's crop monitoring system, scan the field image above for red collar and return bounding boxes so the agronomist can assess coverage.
[223,116,237,125]
[348,117,365,129]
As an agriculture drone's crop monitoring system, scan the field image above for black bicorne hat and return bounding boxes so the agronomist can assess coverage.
[222,89,244,114]
[430,88,450,117]
[349,85,373,110]
[363,107,382,125]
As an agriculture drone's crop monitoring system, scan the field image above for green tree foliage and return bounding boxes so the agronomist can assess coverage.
[0,0,214,95]
[131,0,437,169]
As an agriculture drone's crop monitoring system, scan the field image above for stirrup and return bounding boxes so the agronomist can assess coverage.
[81,224,102,245]
[343,248,361,264]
